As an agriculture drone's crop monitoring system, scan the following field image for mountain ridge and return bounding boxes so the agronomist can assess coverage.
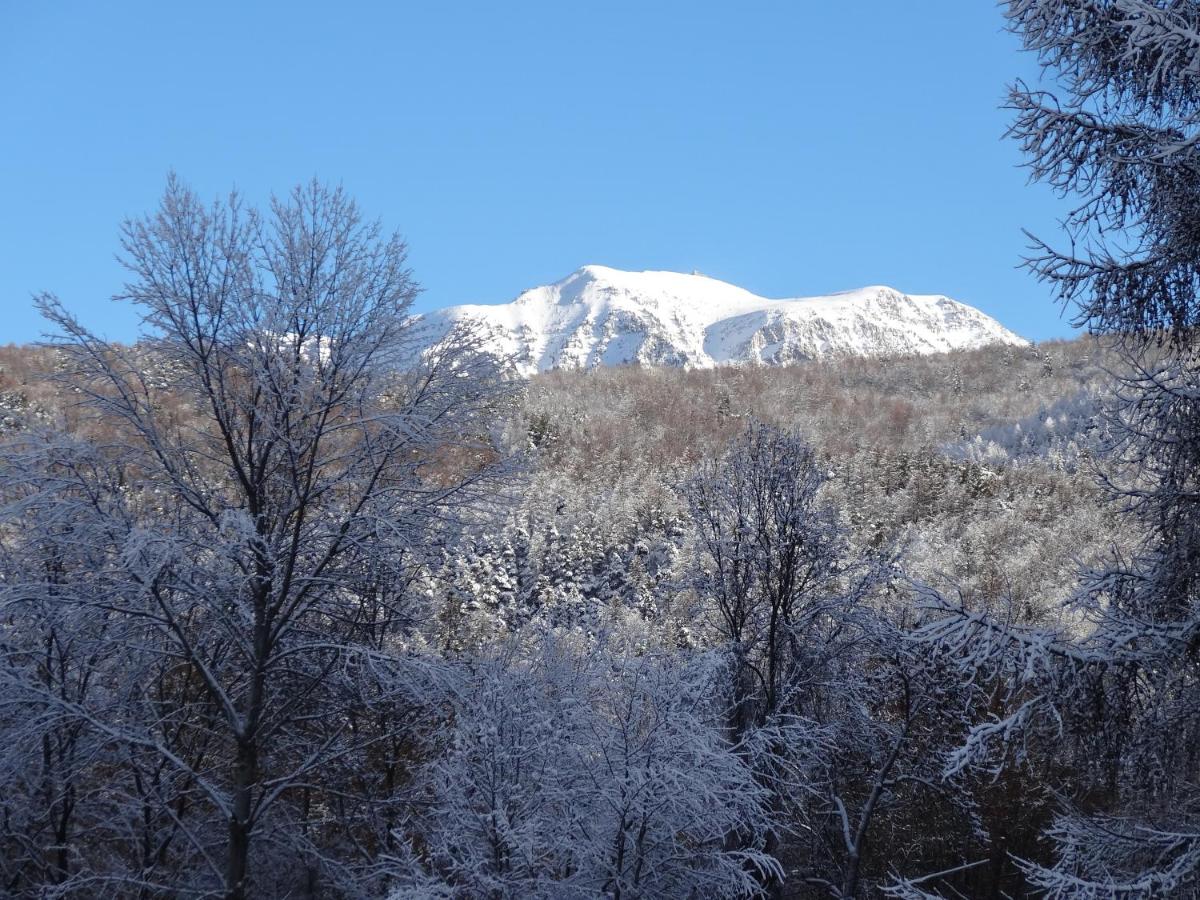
[415,266,1028,375]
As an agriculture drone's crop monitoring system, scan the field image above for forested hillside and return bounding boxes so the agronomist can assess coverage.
[0,331,1122,629]
[514,337,1121,617]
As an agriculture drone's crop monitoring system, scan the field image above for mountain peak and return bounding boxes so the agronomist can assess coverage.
[559,265,746,294]
[418,267,1027,375]
[574,263,621,279]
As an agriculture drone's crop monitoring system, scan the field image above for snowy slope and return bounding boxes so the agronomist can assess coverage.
[415,265,1028,375]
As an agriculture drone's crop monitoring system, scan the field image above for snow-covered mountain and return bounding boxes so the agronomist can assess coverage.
[416,265,1028,375]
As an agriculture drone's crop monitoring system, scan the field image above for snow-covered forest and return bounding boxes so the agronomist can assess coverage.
[4,1,1200,897]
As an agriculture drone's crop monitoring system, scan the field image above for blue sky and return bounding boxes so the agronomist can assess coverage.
[1,1,1073,344]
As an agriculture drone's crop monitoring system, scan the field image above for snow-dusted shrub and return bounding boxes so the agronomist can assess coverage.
[392,636,786,899]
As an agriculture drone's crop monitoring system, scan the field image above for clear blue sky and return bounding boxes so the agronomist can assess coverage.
[1,1,1074,345]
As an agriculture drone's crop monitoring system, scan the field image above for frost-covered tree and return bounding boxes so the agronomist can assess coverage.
[683,424,852,743]
[0,176,515,898]
[681,424,976,897]
[0,434,142,892]
[914,3,1200,895]
[1007,0,1200,341]
[393,636,786,899]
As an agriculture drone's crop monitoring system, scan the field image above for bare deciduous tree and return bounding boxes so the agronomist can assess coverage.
[392,635,786,899]
[0,175,516,898]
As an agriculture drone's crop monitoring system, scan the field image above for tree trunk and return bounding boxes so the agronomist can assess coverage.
[226,735,257,900]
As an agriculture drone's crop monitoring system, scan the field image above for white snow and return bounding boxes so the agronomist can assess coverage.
[416,266,1029,375]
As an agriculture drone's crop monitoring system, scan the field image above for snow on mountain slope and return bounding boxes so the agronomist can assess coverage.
[415,265,1028,375]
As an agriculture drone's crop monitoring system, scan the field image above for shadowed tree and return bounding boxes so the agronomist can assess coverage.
[916,4,1200,895]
